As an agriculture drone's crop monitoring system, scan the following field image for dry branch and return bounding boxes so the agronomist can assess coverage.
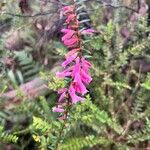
[0,77,49,109]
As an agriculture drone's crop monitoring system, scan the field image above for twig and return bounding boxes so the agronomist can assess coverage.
[54,104,71,150]
[54,120,67,150]
[0,77,49,109]
[1,0,139,19]
[0,11,57,18]
[96,0,139,13]
[54,90,72,150]
[118,120,133,140]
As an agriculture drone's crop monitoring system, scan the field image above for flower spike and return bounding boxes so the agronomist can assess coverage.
[53,3,93,117]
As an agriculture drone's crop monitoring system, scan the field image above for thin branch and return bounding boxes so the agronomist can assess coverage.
[0,10,58,18]
[0,77,49,109]
[1,0,139,19]
[118,120,133,140]
[96,0,139,13]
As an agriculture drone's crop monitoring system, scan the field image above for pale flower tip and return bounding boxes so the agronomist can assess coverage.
[72,96,84,104]
[81,29,96,35]
[52,106,64,113]
[56,72,61,77]
[61,53,78,68]
[58,88,68,94]
[58,115,67,120]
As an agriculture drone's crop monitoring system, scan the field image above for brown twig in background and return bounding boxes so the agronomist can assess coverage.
[0,0,139,19]
[0,77,49,109]
[0,11,58,18]
[96,0,139,13]
[89,0,138,13]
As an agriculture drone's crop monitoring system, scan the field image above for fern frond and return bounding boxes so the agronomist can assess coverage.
[6,51,40,85]
[127,118,150,144]
[71,95,123,134]
[15,100,45,117]
[0,132,18,143]
[31,116,51,133]
[59,135,112,150]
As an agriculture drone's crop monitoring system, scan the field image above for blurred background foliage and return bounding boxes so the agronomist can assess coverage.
[0,0,150,149]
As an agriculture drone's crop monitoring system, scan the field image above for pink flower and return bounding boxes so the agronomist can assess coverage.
[71,57,88,95]
[65,48,80,58]
[58,88,68,102]
[62,5,74,14]
[58,115,67,120]
[61,29,75,34]
[63,37,79,47]
[72,57,80,77]
[68,84,84,104]
[66,14,76,24]
[56,66,73,78]
[81,57,92,73]
[80,69,92,84]
[56,71,72,78]
[81,29,96,35]
[73,73,88,95]
[58,92,66,102]
[58,88,68,94]
[52,106,64,113]
[61,29,75,41]
[62,53,77,68]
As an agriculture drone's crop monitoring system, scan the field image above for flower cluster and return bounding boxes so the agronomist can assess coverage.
[53,5,92,114]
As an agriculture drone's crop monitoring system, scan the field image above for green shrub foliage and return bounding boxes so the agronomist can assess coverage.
[0,0,150,149]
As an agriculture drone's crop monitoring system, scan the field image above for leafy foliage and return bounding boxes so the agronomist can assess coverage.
[0,0,150,150]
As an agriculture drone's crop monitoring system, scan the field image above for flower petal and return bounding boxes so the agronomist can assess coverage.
[80,69,92,84]
[66,14,76,24]
[61,29,75,41]
[62,5,74,14]
[81,57,92,73]
[62,53,77,68]
[65,48,80,58]
[81,29,96,35]
[64,37,79,46]
[52,106,64,113]
[56,66,73,78]
[58,88,68,94]
[73,73,88,95]
[68,84,84,104]
[56,71,72,78]
[72,57,80,77]
[61,29,75,34]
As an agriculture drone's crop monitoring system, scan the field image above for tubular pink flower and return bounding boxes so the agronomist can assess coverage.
[61,29,75,34]
[81,57,92,73]
[56,66,73,78]
[62,5,74,14]
[80,69,92,84]
[58,91,67,102]
[81,29,96,35]
[58,115,67,120]
[66,14,76,24]
[63,37,79,46]
[58,88,68,102]
[56,71,72,78]
[73,73,88,95]
[52,106,64,113]
[68,84,84,104]
[65,48,80,58]
[61,29,75,41]
[58,88,68,94]
[71,57,80,77]
[62,53,78,68]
